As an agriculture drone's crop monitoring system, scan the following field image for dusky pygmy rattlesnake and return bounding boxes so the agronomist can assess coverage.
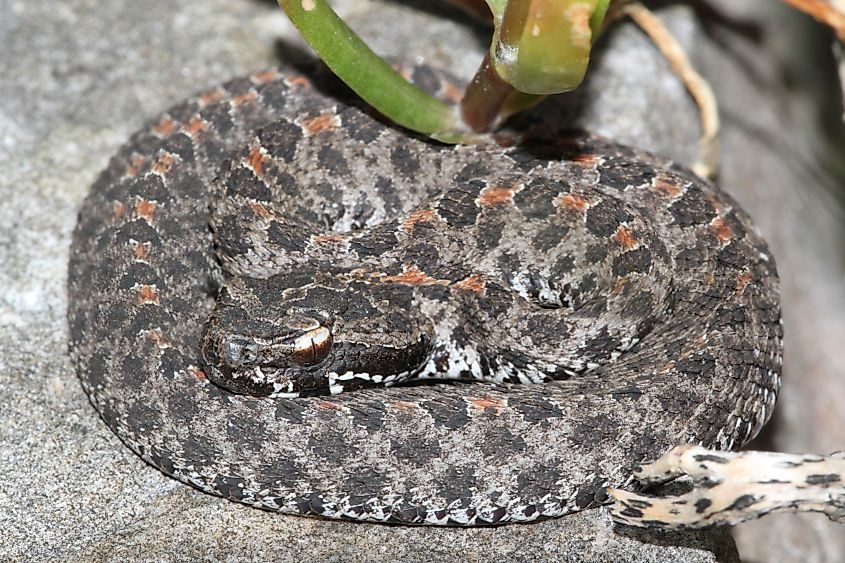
[67,65,781,525]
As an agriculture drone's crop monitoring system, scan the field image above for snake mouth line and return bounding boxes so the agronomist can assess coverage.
[259,345,438,398]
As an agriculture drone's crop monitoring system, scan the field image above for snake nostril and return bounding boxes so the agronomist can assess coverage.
[220,337,258,368]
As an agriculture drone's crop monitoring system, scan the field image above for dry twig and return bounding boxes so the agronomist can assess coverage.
[611,445,845,529]
[607,2,720,180]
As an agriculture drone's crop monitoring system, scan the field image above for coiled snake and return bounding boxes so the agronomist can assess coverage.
[67,66,782,525]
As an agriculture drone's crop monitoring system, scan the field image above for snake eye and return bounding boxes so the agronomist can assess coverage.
[292,326,333,366]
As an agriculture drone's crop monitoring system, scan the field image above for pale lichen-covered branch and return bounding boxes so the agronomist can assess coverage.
[610,445,845,529]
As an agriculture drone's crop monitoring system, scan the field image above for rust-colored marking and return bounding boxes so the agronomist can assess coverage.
[453,274,486,294]
[572,152,600,166]
[135,199,157,222]
[652,174,683,198]
[442,81,463,104]
[153,116,175,137]
[469,397,506,414]
[231,90,257,106]
[391,401,419,411]
[189,366,207,380]
[735,272,753,294]
[246,146,268,176]
[252,68,282,84]
[401,209,435,231]
[302,112,340,136]
[478,185,515,207]
[711,217,733,243]
[557,193,589,211]
[614,226,637,250]
[311,234,347,244]
[182,115,208,138]
[136,284,160,305]
[132,241,150,260]
[112,202,126,221]
[198,89,225,107]
[285,75,311,89]
[381,267,448,287]
[611,277,627,295]
[247,201,272,219]
[151,152,175,175]
[124,154,145,178]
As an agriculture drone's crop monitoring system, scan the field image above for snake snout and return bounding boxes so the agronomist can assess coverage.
[201,320,339,397]
[200,332,268,395]
[222,335,261,368]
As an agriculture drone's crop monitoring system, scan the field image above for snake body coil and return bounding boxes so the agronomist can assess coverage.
[68,67,782,525]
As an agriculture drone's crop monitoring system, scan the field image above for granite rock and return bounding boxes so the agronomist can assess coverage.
[1,0,841,560]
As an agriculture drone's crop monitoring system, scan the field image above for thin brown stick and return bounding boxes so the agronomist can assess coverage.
[460,53,516,132]
[608,2,720,180]
[610,445,845,529]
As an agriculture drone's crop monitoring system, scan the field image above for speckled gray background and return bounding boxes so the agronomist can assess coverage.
[1,1,843,561]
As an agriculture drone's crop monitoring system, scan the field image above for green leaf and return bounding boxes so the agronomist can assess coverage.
[487,0,609,94]
[277,0,473,142]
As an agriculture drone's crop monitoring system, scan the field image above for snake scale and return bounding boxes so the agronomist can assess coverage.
[67,65,782,525]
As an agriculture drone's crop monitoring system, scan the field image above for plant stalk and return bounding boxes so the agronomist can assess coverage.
[278,0,472,142]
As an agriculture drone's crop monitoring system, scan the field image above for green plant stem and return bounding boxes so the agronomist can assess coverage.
[461,0,611,132]
[494,0,608,94]
[461,53,544,132]
[277,0,472,142]
[461,53,511,132]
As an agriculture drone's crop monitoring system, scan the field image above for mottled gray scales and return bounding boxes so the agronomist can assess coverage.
[68,66,782,525]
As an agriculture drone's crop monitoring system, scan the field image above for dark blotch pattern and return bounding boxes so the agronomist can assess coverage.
[67,64,782,527]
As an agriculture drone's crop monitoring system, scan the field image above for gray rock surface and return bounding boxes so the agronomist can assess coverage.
[1,0,841,561]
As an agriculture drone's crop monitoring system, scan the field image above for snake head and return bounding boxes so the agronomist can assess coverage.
[201,272,435,398]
